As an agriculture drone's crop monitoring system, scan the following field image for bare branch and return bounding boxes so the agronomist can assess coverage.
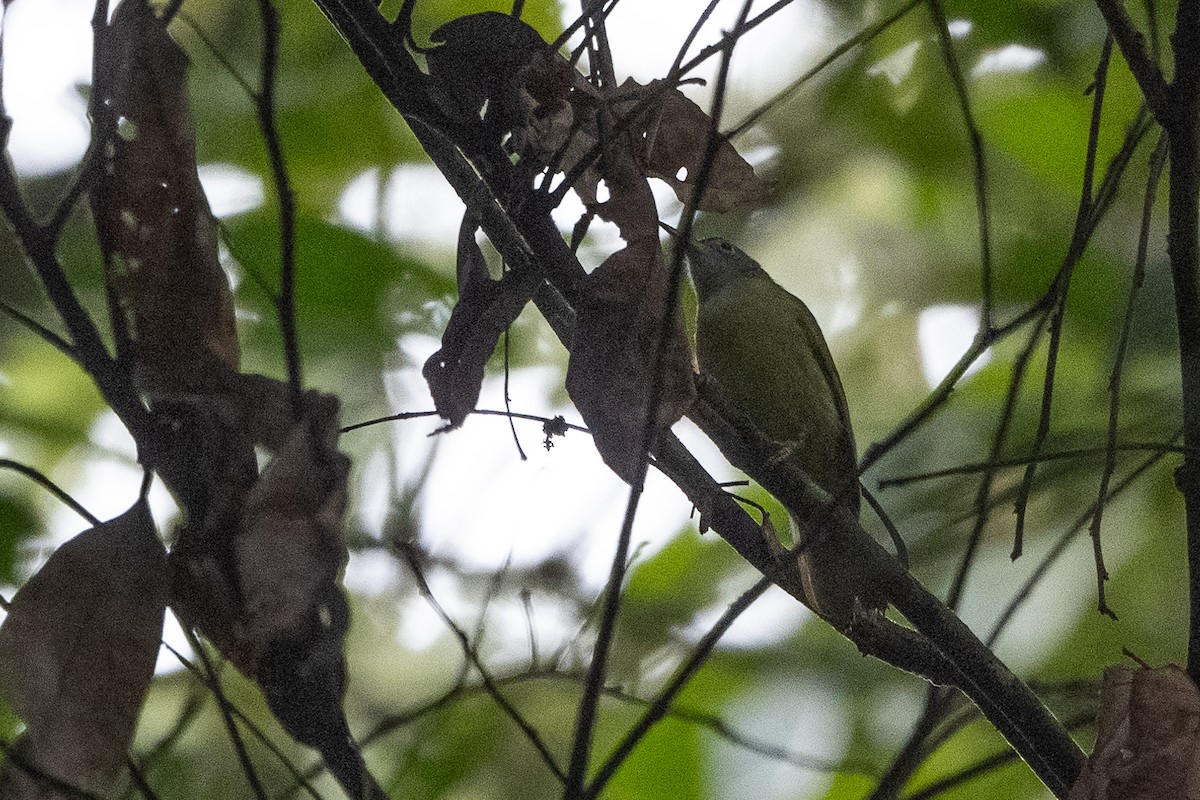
[1094,0,1170,121]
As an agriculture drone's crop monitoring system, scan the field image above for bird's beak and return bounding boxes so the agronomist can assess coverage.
[659,221,701,258]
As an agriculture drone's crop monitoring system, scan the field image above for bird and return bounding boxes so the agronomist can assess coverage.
[686,236,886,621]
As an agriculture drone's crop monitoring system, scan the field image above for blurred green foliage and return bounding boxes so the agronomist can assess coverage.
[0,0,1189,798]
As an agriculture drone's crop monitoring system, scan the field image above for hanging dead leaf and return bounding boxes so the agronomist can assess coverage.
[1067,664,1200,799]
[613,78,769,213]
[427,11,574,146]
[566,240,695,482]
[170,386,354,752]
[238,405,351,750]
[0,501,167,798]
[91,0,237,392]
[588,132,661,243]
[423,212,541,428]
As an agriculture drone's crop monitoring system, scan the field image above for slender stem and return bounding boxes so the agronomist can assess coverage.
[868,687,951,800]
[562,6,753,794]
[1013,37,1115,557]
[0,459,101,526]
[729,0,922,139]
[927,0,993,330]
[1090,135,1167,610]
[879,440,1185,487]
[585,576,772,797]
[254,0,303,420]
[1095,0,1170,120]
[0,300,74,357]
[394,543,566,782]
[988,437,1176,648]
[1165,0,1200,681]
[183,630,269,800]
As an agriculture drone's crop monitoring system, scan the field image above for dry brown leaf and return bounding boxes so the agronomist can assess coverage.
[91,0,237,391]
[0,501,166,798]
[615,79,769,214]
[561,104,694,482]
[427,11,573,146]
[170,386,353,752]
[1068,664,1200,799]
[238,402,352,750]
[566,240,695,482]
[423,212,540,428]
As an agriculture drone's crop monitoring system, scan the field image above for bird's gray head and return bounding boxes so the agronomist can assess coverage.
[686,237,764,299]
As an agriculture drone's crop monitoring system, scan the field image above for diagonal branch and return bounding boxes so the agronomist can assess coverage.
[1094,0,1170,120]
[307,2,1085,793]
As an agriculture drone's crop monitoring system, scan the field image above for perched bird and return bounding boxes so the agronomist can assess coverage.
[686,237,886,620]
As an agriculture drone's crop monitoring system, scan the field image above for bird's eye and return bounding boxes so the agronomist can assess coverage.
[719,242,734,253]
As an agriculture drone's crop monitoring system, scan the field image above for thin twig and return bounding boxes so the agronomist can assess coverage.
[393,544,566,783]
[181,629,269,800]
[0,739,108,800]
[254,0,304,420]
[1012,36,1115,564]
[0,459,102,527]
[161,641,327,800]
[729,0,923,139]
[546,0,799,211]
[879,439,1185,488]
[868,685,952,800]
[928,0,994,330]
[123,759,162,800]
[563,5,753,795]
[946,316,1046,610]
[861,53,1155,481]
[861,484,908,567]
[341,407,590,435]
[987,434,1178,647]
[1089,134,1167,613]
[906,710,1098,800]
[172,11,257,98]
[502,328,528,459]
[1094,0,1170,120]
[286,665,868,796]
[667,0,722,80]
[125,688,207,796]
[586,575,772,797]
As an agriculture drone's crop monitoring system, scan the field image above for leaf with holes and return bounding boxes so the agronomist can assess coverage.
[614,79,769,213]
[427,11,575,147]
[91,0,237,392]
[0,501,166,798]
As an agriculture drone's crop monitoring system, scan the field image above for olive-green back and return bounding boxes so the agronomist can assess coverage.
[695,272,860,513]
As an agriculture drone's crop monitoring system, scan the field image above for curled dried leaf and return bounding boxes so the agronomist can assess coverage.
[614,79,769,213]
[0,501,166,798]
[91,0,237,391]
[239,407,352,749]
[427,11,574,146]
[423,212,540,428]
[169,384,353,752]
[1067,665,1200,799]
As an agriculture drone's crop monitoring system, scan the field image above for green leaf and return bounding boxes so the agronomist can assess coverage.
[0,495,36,585]
[225,212,455,365]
